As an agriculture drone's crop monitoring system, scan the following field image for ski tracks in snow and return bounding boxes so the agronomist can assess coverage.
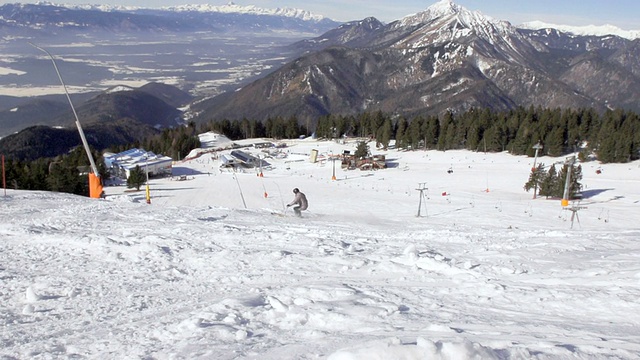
[2,192,640,358]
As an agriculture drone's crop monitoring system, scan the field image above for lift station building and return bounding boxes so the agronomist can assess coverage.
[103,148,173,179]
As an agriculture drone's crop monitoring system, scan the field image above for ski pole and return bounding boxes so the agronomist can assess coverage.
[273,181,285,210]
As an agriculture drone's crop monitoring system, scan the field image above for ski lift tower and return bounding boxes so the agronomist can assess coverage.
[416,182,429,217]
[566,202,587,229]
[559,155,587,228]
[532,142,543,199]
[561,155,576,207]
[331,151,337,181]
[31,43,103,198]
[532,142,543,171]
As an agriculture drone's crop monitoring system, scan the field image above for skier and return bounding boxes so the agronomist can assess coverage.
[287,188,308,217]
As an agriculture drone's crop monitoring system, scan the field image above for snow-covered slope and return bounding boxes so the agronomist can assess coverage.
[2,136,640,359]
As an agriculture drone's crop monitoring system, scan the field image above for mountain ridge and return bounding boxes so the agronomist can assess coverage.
[0,2,341,34]
[58,1,330,22]
[0,83,191,159]
[520,21,640,41]
[6,2,638,39]
[191,0,639,126]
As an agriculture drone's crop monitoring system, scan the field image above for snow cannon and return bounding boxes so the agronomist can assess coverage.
[89,173,103,199]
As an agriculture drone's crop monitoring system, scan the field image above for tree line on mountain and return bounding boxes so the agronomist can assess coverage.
[198,106,639,164]
[312,107,640,163]
[2,106,638,197]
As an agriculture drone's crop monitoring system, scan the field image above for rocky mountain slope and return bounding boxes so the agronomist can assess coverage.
[192,0,640,127]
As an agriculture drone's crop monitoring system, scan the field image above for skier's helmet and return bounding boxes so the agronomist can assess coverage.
[293,188,299,194]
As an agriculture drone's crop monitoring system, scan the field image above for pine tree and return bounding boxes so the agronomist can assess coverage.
[378,118,393,150]
[558,163,583,200]
[358,112,372,138]
[437,112,454,151]
[285,116,301,139]
[240,118,251,139]
[354,141,370,159]
[596,110,625,163]
[455,107,486,151]
[395,117,408,150]
[422,116,439,150]
[370,111,386,139]
[538,164,558,198]
[563,109,581,151]
[443,120,458,150]
[407,117,423,149]
[578,108,597,142]
[545,126,565,157]
[523,163,545,196]
[315,115,332,139]
[47,162,86,195]
[482,122,506,152]
[572,164,584,199]
[510,107,537,155]
[464,109,482,151]
[127,165,146,191]
[619,111,640,162]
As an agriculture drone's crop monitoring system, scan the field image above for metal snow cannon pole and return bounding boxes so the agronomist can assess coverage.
[30,43,103,199]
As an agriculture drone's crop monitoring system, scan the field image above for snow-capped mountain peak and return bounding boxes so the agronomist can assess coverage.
[391,0,532,56]
[44,2,142,12]
[520,21,640,40]
[39,1,327,23]
[399,0,472,27]
[426,0,460,16]
[397,0,515,35]
[163,2,326,22]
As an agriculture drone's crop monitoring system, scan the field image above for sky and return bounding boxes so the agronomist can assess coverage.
[2,133,640,358]
[0,0,638,29]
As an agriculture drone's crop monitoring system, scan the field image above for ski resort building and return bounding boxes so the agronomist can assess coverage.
[229,150,269,168]
[103,148,173,179]
[219,154,239,168]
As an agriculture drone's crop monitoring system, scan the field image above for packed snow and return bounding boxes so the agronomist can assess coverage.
[2,134,640,359]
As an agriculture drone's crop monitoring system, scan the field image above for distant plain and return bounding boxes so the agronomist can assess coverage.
[0,32,307,100]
